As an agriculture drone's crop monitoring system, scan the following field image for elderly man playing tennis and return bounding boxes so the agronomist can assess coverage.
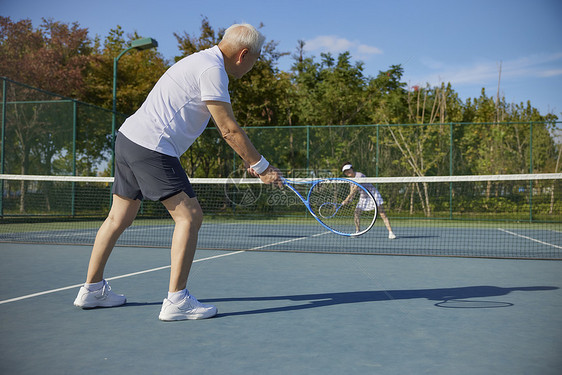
[73,24,282,321]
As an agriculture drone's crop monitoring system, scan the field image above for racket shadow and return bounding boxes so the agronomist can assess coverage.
[201,285,557,317]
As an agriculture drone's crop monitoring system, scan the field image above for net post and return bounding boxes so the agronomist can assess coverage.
[529,122,533,222]
[449,122,454,220]
[72,101,77,217]
[0,78,6,217]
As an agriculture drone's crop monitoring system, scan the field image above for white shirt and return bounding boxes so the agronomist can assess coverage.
[119,46,230,157]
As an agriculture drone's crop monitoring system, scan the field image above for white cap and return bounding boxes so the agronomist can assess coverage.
[342,164,353,172]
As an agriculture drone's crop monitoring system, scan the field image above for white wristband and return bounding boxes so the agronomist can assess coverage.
[250,155,269,175]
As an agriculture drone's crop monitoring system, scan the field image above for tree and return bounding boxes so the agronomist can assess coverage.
[80,26,168,176]
[287,48,378,173]
[174,16,222,59]
[0,17,92,97]
[82,26,168,115]
[0,17,93,211]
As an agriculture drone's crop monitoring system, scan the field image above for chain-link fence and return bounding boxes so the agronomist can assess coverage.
[0,77,126,177]
[2,77,560,179]
[2,76,561,221]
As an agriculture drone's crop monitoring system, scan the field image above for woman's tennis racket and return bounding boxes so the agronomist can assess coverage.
[318,202,342,219]
[282,177,378,236]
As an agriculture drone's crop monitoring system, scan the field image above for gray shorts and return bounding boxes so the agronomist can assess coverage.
[112,132,195,201]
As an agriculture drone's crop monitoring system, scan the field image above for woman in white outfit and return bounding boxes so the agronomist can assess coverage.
[341,162,396,239]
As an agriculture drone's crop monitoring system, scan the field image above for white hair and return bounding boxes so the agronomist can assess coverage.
[221,23,265,55]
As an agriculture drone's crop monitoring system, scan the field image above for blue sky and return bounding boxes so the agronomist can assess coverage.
[3,0,562,116]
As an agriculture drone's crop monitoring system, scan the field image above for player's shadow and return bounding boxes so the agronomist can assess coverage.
[201,285,557,317]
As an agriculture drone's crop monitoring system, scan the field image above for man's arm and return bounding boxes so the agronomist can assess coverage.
[206,100,282,186]
[206,101,261,164]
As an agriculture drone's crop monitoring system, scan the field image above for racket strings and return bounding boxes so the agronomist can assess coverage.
[309,181,376,235]
[318,203,339,218]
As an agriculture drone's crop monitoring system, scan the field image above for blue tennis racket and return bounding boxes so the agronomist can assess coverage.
[282,177,378,236]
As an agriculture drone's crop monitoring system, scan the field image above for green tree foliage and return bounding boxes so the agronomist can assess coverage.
[174,16,222,59]
[80,25,167,177]
[82,25,167,115]
[0,17,95,211]
[457,90,557,176]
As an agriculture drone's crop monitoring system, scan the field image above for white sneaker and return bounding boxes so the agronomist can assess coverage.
[158,291,217,321]
[73,280,126,308]
[388,232,396,239]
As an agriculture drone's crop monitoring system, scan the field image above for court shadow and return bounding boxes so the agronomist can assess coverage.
[201,285,558,317]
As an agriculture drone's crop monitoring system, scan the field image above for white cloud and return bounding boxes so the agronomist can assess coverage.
[539,68,562,78]
[411,52,562,87]
[304,35,382,57]
[357,44,383,55]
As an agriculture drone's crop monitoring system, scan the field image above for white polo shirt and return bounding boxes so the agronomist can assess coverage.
[119,45,230,158]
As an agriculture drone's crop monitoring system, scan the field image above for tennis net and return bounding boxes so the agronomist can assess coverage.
[1,173,561,259]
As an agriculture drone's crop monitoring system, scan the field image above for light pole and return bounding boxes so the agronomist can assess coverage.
[111,37,158,176]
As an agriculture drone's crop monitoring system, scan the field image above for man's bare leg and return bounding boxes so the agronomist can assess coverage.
[74,194,140,308]
[157,192,217,321]
[86,195,141,283]
[161,192,203,292]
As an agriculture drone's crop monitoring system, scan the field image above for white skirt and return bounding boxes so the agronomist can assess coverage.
[357,188,382,211]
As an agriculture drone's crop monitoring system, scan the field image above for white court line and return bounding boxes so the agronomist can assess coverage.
[0,233,327,305]
[249,231,330,250]
[498,228,562,250]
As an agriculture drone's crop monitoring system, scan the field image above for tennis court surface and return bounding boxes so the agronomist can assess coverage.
[1,242,561,375]
[2,221,561,259]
